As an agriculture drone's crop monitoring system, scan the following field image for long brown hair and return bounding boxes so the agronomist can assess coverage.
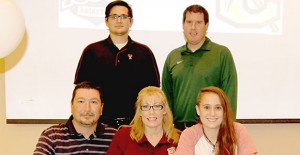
[197,86,237,155]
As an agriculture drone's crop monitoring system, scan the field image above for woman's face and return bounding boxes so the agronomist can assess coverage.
[196,92,224,130]
[140,95,166,130]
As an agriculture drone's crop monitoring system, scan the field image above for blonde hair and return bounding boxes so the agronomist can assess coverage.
[129,86,180,143]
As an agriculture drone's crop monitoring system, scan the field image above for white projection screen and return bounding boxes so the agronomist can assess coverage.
[4,0,300,124]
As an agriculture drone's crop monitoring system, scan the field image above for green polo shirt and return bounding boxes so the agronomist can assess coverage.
[162,37,237,123]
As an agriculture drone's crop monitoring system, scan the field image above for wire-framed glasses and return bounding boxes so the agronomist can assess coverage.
[140,105,164,111]
[108,14,130,21]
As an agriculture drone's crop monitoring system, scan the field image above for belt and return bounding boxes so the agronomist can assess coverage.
[174,121,197,131]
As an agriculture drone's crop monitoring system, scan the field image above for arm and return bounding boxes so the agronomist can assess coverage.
[74,46,96,84]
[33,130,55,155]
[162,56,174,110]
[235,123,258,155]
[174,126,198,155]
[221,48,238,117]
[145,48,160,87]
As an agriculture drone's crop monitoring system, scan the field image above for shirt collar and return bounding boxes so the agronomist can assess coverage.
[138,133,172,145]
[66,115,77,135]
[66,115,105,137]
[181,37,211,55]
[106,35,134,47]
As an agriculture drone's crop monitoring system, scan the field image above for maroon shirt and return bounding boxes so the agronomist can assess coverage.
[74,36,160,122]
[106,127,178,155]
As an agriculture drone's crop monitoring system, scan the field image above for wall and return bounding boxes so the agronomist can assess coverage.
[1,0,300,154]
[6,0,300,121]
[1,59,300,154]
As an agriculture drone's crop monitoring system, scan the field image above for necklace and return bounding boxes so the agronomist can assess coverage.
[202,126,217,153]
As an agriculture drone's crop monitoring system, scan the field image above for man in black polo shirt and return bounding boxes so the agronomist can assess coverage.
[74,0,160,128]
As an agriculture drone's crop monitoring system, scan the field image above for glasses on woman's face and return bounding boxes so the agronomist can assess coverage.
[108,14,130,21]
[140,105,164,111]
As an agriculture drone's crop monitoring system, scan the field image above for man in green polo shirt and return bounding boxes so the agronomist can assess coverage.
[162,4,238,131]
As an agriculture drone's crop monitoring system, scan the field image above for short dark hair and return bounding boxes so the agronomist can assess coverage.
[105,0,133,18]
[183,4,209,24]
[71,81,103,103]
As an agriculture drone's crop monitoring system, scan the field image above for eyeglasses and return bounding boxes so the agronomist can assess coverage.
[108,14,130,21]
[140,105,164,111]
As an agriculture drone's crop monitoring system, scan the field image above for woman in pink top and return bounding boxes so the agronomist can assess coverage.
[175,86,257,155]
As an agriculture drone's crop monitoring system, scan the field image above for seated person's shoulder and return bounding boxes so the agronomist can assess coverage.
[233,122,246,130]
[233,122,250,136]
[43,123,67,134]
[117,125,131,132]
[110,125,132,140]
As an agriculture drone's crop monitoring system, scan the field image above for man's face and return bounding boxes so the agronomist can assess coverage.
[183,12,208,46]
[71,88,103,128]
[105,6,133,36]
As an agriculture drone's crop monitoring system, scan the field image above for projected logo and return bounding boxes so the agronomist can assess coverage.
[58,0,283,34]
[59,0,121,28]
[216,0,283,34]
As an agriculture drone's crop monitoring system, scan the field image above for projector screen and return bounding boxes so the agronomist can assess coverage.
[5,0,300,123]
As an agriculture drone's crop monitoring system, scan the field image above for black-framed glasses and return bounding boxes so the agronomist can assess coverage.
[108,14,130,21]
[140,105,164,111]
